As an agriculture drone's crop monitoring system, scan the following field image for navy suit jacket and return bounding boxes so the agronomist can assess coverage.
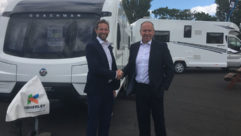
[123,40,174,95]
[84,38,120,96]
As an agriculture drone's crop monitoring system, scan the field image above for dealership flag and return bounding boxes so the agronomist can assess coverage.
[6,76,50,122]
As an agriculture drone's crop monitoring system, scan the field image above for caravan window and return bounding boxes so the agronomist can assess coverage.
[4,13,99,59]
[206,33,223,44]
[184,25,192,38]
[228,37,241,51]
[154,31,170,42]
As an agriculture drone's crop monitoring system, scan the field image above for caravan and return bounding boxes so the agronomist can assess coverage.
[0,0,130,100]
[131,19,241,73]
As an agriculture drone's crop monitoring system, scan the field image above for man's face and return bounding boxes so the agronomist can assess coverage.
[95,23,109,41]
[140,22,155,43]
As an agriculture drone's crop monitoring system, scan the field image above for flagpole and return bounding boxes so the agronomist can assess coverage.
[34,117,39,136]
[226,0,239,22]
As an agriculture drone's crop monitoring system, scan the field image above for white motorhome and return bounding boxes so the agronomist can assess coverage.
[0,0,130,100]
[131,18,241,73]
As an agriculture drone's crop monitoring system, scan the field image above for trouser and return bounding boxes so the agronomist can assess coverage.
[86,92,114,136]
[135,83,166,136]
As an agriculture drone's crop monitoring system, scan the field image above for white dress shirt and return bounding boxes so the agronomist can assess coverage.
[135,40,151,84]
[97,37,112,70]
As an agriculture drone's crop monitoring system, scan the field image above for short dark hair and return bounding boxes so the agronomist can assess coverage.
[95,19,109,30]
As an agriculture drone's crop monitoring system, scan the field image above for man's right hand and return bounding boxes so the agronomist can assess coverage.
[116,69,123,80]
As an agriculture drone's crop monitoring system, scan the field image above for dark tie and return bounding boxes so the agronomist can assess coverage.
[108,45,116,70]
[108,45,113,51]
[108,45,114,83]
[108,45,114,59]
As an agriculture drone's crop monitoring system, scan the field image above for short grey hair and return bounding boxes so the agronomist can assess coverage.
[140,21,155,30]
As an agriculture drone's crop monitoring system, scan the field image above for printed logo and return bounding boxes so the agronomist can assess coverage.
[27,94,39,104]
[39,68,47,76]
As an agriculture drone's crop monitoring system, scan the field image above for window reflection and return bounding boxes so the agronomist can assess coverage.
[228,37,241,52]
[206,33,224,44]
[4,13,100,59]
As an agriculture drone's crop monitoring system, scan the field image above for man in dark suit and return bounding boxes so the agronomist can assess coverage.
[84,19,121,136]
[122,21,174,136]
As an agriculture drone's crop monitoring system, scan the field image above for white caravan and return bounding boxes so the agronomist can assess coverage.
[0,0,130,100]
[131,18,241,73]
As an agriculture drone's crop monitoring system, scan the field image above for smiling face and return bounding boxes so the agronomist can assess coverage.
[140,22,155,44]
[95,23,109,41]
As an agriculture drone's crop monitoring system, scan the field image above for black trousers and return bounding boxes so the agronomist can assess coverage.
[135,83,166,136]
[87,92,114,136]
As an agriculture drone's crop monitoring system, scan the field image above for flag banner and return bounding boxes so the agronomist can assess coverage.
[230,0,236,8]
[5,76,50,122]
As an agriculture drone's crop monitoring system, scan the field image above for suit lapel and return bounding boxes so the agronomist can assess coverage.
[149,41,155,69]
[149,40,158,83]
[94,39,110,69]
[133,42,141,63]
[125,42,140,95]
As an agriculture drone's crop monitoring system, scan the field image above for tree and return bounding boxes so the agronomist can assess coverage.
[123,0,152,23]
[193,12,217,21]
[152,7,216,21]
[178,9,193,20]
[216,0,241,39]
[216,0,241,25]
[152,7,192,20]
[231,1,241,26]
[215,0,229,21]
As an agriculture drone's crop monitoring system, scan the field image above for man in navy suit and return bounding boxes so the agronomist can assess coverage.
[122,21,174,136]
[84,19,121,136]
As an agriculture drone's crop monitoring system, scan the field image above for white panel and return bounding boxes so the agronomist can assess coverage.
[71,64,88,83]
[0,61,16,81]
[0,82,16,93]
[72,83,86,96]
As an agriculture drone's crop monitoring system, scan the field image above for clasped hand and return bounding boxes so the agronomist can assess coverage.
[116,69,123,80]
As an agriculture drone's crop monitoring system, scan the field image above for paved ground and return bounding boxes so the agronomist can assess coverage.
[1,69,241,136]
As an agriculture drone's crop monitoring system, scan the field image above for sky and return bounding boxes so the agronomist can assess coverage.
[0,0,7,13]
[151,0,217,15]
[0,0,217,15]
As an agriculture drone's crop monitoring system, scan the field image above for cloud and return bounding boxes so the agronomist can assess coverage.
[0,0,8,13]
[191,4,217,16]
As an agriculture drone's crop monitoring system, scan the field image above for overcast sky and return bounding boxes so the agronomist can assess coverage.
[190,4,217,15]
[1,0,217,15]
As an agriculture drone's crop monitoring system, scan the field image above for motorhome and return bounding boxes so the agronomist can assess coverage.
[0,0,130,100]
[131,18,241,73]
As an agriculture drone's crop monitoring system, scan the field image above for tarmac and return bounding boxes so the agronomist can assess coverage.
[0,69,241,136]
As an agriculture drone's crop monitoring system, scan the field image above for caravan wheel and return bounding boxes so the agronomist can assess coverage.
[174,62,185,73]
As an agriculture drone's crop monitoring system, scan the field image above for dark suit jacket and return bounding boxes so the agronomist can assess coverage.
[84,38,120,96]
[123,40,174,95]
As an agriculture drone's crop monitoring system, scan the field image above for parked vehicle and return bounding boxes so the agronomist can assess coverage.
[0,0,130,100]
[131,18,241,73]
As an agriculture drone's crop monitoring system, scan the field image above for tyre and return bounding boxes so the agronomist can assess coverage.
[174,62,185,73]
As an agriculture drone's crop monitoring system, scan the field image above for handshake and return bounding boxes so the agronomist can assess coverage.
[116,69,124,80]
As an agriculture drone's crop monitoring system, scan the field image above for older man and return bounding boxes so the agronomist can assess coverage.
[122,21,174,136]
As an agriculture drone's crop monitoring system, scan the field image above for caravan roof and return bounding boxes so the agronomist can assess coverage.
[132,19,240,34]
[3,0,107,17]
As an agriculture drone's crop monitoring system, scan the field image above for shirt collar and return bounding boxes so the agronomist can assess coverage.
[97,37,110,46]
[140,40,152,46]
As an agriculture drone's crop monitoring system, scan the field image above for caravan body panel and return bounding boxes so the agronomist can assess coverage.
[132,19,241,71]
[0,0,130,99]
